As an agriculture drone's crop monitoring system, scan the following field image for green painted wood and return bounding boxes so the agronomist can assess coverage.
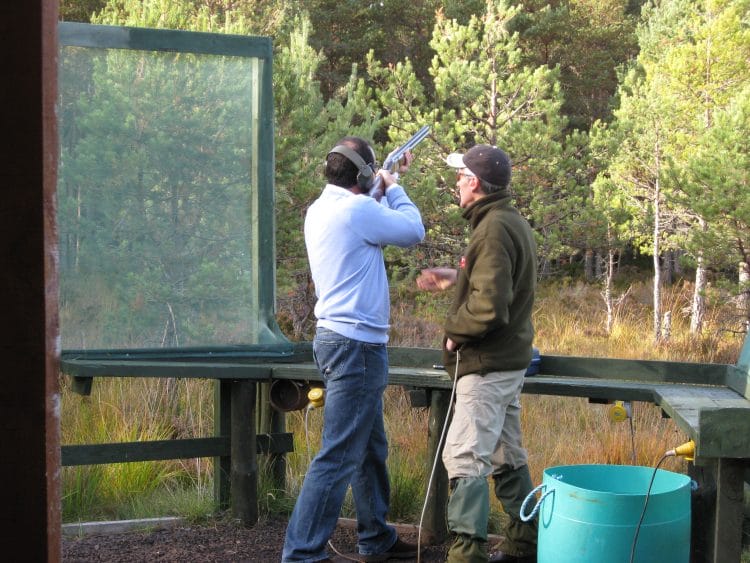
[539,355,729,385]
[521,376,658,401]
[712,458,746,563]
[60,433,292,467]
[58,22,272,58]
[60,344,750,463]
[422,389,450,544]
[737,332,750,374]
[71,376,92,396]
[62,437,229,466]
[269,364,453,389]
[698,408,750,458]
[231,380,258,526]
[725,364,750,401]
[386,347,443,369]
[61,359,273,380]
[687,460,718,562]
[214,379,232,509]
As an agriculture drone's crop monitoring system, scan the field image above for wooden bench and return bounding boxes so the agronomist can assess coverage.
[62,332,750,563]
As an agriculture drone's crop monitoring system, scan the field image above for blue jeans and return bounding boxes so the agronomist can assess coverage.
[281,327,397,562]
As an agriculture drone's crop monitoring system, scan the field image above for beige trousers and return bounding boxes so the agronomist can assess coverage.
[442,369,528,479]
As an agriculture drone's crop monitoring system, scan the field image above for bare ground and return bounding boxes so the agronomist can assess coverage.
[62,516,457,562]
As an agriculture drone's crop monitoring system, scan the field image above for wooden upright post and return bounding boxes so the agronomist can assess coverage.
[422,389,451,543]
[231,380,258,525]
[214,379,232,509]
[0,1,61,561]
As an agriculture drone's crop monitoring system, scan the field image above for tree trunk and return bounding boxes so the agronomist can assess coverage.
[739,261,750,333]
[662,250,673,286]
[690,255,707,335]
[605,247,615,334]
[653,172,662,342]
[662,311,672,342]
[585,249,595,281]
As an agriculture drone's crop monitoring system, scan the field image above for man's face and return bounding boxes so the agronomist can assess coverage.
[455,168,479,208]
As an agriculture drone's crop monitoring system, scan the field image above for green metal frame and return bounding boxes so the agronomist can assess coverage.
[58,22,290,362]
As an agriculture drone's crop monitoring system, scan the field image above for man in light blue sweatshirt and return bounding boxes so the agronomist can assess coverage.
[282,136,425,563]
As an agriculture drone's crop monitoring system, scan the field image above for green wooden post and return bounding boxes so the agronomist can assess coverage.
[231,380,258,526]
[712,458,745,563]
[214,379,231,509]
[422,389,451,544]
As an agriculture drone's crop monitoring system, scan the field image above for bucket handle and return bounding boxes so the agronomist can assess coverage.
[519,483,553,522]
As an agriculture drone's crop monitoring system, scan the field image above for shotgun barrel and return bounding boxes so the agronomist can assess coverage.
[369,125,430,201]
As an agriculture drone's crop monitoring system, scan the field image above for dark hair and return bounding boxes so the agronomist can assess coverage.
[326,136,375,188]
[478,178,503,195]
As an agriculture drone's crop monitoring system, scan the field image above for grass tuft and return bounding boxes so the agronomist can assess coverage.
[61,278,747,537]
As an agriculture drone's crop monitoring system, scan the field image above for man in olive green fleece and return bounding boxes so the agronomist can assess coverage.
[417,144,538,563]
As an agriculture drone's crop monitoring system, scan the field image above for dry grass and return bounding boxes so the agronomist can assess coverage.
[384,278,747,527]
[62,278,748,534]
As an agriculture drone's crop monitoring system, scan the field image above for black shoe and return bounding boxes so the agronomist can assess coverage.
[359,538,419,562]
[488,550,536,563]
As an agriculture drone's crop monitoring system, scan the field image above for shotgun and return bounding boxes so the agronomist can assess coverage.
[370,125,430,201]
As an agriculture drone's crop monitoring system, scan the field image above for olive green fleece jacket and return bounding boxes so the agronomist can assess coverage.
[442,189,537,378]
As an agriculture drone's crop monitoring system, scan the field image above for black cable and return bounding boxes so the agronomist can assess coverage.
[629,454,669,563]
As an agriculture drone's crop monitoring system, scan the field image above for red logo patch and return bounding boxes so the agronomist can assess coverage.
[459,256,466,269]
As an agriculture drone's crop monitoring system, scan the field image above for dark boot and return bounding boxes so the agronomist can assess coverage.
[446,477,490,563]
[448,533,489,563]
[492,465,538,559]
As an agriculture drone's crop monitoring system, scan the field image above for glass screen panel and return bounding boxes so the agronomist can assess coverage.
[58,43,258,350]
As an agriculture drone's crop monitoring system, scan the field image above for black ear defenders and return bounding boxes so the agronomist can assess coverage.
[327,144,376,191]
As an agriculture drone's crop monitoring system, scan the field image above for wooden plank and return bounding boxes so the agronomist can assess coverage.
[231,380,258,525]
[422,389,451,544]
[521,376,658,401]
[687,460,717,563]
[61,433,292,466]
[725,364,749,401]
[61,359,273,380]
[654,386,750,457]
[386,347,443,369]
[698,408,750,458]
[214,379,231,509]
[736,332,750,374]
[712,458,745,563]
[268,363,455,389]
[61,437,229,466]
[71,376,92,396]
[539,355,729,385]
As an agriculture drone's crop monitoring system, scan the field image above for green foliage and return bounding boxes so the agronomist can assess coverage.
[509,0,639,129]
[366,0,591,270]
[58,39,259,347]
[686,85,750,270]
[60,0,107,22]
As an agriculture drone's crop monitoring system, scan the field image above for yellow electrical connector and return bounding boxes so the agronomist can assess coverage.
[307,387,325,409]
[608,400,632,423]
[666,439,695,461]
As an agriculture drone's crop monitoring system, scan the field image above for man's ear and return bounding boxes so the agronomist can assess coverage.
[469,177,483,194]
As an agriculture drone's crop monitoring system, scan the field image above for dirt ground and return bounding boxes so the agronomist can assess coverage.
[62,517,456,562]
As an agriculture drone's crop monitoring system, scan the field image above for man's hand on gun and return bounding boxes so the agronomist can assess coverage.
[376,150,414,190]
[370,126,430,201]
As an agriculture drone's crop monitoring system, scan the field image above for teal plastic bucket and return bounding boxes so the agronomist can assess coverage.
[521,464,691,563]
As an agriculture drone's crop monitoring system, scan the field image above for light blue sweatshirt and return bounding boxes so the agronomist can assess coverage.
[304,183,425,343]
